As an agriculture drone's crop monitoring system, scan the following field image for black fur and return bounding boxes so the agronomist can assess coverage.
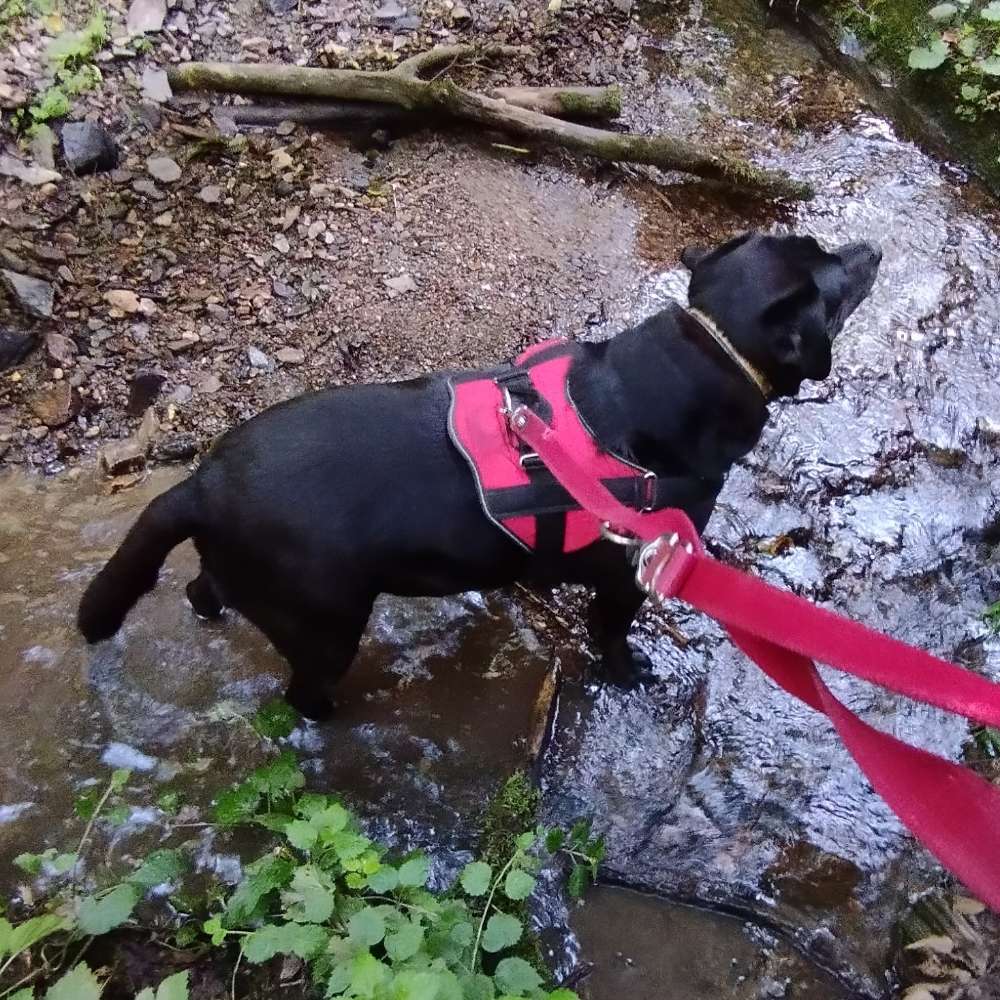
[78,232,881,720]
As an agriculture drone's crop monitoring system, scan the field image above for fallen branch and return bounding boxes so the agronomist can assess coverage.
[168,53,812,199]
[223,85,620,130]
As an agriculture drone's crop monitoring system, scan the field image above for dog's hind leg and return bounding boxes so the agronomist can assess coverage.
[258,601,375,722]
[186,569,225,620]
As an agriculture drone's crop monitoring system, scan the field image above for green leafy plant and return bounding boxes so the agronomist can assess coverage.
[908,1,1000,127]
[1,703,603,999]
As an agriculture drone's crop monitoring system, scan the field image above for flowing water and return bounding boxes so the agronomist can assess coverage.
[3,0,1000,997]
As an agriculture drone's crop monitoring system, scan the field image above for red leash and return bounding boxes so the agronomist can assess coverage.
[509,404,1000,910]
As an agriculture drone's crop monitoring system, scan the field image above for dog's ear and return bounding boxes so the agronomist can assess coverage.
[680,245,711,271]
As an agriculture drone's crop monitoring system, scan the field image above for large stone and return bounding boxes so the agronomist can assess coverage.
[126,0,166,34]
[0,329,35,371]
[44,332,77,367]
[2,269,54,319]
[29,382,80,427]
[61,122,119,175]
[0,153,60,186]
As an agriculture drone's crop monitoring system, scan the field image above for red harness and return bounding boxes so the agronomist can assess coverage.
[448,340,716,553]
[508,400,1000,912]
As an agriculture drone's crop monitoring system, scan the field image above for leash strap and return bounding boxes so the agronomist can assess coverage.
[508,404,1000,910]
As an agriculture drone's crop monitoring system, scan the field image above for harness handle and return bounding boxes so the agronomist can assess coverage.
[509,404,1000,911]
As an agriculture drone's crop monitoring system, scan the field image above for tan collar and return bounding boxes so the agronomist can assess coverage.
[687,307,772,400]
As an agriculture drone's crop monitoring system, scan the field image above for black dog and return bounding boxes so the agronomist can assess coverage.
[78,232,881,720]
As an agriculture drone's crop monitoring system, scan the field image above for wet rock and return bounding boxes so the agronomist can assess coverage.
[268,0,296,12]
[451,2,470,22]
[61,122,119,175]
[132,179,162,198]
[29,382,80,427]
[104,289,141,314]
[127,371,165,416]
[2,269,54,319]
[276,346,305,365]
[154,431,200,462]
[763,842,862,908]
[612,0,632,13]
[198,184,222,204]
[99,407,158,475]
[168,383,193,404]
[137,102,162,133]
[44,333,77,368]
[0,329,35,371]
[126,0,166,34]
[247,346,273,369]
[0,153,60,186]
[141,67,172,104]
[146,155,181,183]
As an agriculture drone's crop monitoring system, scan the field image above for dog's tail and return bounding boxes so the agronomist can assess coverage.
[78,478,199,643]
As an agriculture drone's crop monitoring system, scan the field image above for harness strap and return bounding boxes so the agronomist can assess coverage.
[508,403,1000,911]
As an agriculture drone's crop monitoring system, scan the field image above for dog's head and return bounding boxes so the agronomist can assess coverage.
[680,231,881,398]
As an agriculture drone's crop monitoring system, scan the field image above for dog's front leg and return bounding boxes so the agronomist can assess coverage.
[587,576,654,687]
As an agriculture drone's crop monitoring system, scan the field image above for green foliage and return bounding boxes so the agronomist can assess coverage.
[906,1,1000,126]
[2,751,598,1000]
[972,724,1000,757]
[252,699,300,740]
[984,599,1000,632]
[46,9,107,71]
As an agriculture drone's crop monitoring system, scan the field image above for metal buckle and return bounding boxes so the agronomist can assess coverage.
[519,451,542,469]
[641,469,657,512]
[499,384,514,418]
[600,522,641,548]
[636,532,695,601]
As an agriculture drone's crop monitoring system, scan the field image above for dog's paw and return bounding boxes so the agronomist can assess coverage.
[285,684,335,722]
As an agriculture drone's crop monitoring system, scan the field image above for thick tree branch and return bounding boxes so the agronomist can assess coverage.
[167,60,813,199]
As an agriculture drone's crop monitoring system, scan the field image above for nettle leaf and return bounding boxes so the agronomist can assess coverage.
[7,915,65,958]
[391,970,447,1000]
[978,55,1000,74]
[450,920,475,947]
[515,832,535,852]
[460,862,492,897]
[78,884,140,935]
[366,864,399,893]
[348,907,386,947]
[131,849,186,890]
[110,768,132,792]
[251,750,305,798]
[384,919,424,962]
[135,971,190,1000]
[545,991,579,1000]
[928,2,958,18]
[493,958,542,996]
[982,0,1000,20]
[44,963,102,1000]
[213,783,261,827]
[252,699,299,740]
[51,853,78,875]
[398,856,430,888]
[481,913,523,953]
[13,852,48,875]
[459,972,496,1000]
[350,951,390,997]
[285,819,320,852]
[958,33,981,56]
[203,916,226,946]
[243,922,327,963]
[503,870,535,902]
[330,831,371,863]
[908,38,950,69]
[281,865,336,923]
[225,855,295,926]
[106,804,130,827]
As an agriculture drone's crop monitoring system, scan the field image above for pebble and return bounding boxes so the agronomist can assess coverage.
[44,333,77,367]
[126,0,167,34]
[276,346,305,364]
[146,155,182,183]
[141,67,173,103]
[29,382,80,427]
[384,273,417,296]
[247,346,272,368]
[0,153,60,186]
[104,289,141,313]
[198,184,222,203]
